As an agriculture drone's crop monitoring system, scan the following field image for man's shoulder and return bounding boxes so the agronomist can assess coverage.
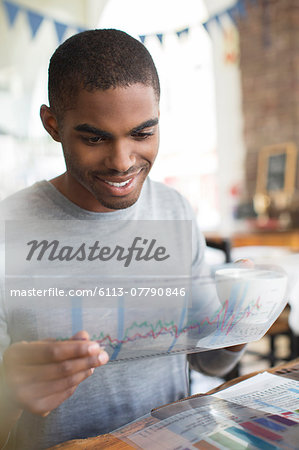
[143,178,194,220]
[0,181,47,218]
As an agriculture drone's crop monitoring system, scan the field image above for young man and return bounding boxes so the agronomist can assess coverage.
[0,29,244,449]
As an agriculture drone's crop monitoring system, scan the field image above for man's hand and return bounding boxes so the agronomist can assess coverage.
[1,331,108,417]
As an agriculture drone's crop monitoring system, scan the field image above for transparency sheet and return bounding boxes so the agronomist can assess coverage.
[113,393,299,449]
[3,220,288,361]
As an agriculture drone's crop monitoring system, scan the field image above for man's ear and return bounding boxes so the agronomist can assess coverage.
[40,105,61,142]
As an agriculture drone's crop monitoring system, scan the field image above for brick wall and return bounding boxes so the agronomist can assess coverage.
[238,0,299,197]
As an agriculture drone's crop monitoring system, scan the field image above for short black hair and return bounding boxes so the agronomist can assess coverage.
[48,28,160,120]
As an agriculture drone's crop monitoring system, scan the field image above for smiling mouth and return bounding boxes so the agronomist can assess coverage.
[95,168,144,188]
[104,179,132,187]
[94,170,143,195]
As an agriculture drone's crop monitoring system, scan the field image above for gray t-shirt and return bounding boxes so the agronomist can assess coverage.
[0,179,242,449]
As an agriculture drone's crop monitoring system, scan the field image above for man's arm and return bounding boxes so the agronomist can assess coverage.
[187,345,246,378]
[0,331,108,448]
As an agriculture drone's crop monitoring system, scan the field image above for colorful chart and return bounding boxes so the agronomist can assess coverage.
[116,395,299,450]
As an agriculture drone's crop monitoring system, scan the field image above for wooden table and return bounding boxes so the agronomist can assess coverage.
[50,358,299,449]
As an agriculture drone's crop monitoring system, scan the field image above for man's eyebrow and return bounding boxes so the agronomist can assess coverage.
[74,118,159,137]
[130,118,159,133]
[74,124,113,138]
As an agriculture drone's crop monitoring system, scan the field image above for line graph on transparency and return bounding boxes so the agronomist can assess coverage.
[84,294,262,356]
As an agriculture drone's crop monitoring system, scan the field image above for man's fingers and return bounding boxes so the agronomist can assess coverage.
[44,350,109,380]
[234,258,255,267]
[22,368,95,404]
[5,340,103,365]
[3,346,109,416]
[2,333,109,417]
[22,385,78,416]
[7,350,109,384]
[22,353,109,415]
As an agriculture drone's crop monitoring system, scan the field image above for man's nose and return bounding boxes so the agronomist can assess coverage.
[104,139,136,172]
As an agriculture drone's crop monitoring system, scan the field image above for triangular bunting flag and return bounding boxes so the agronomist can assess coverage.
[54,21,68,43]
[139,35,146,44]
[156,33,163,45]
[3,0,20,26]
[26,10,44,38]
[202,20,211,34]
[176,27,189,39]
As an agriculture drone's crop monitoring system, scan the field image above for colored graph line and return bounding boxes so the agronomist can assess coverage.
[58,295,262,350]
[167,293,189,352]
[89,295,261,349]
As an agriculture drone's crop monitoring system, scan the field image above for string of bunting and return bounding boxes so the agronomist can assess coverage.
[202,0,258,33]
[2,0,258,45]
[138,0,258,45]
[2,0,86,42]
[138,27,190,46]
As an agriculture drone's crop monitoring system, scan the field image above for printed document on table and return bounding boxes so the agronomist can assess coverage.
[113,394,299,449]
[213,372,299,416]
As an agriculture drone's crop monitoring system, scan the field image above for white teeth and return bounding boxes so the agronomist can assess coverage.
[105,178,132,187]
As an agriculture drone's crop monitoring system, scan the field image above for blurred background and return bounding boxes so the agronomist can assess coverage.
[1,0,299,388]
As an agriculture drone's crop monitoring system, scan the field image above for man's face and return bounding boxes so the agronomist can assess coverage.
[56,84,159,212]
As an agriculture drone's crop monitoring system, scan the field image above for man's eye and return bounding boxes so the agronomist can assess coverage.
[82,136,105,144]
[131,132,153,140]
